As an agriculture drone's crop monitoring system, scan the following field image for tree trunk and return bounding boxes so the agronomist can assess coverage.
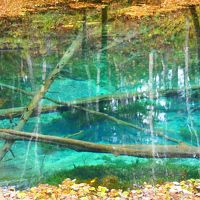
[0,129,199,158]
[190,5,200,66]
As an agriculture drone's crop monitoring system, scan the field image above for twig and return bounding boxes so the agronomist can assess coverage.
[66,130,84,138]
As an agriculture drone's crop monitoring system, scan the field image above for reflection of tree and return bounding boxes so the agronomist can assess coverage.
[101,6,108,55]
[190,5,200,66]
[81,9,91,82]
[96,6,108,95]
[184,17,199,146]
[160,53,167,89]
[95,6,108,139]
[148,52,156,161]
[26,53,36,91]
[82,9,88,60]
[100,5,108,82]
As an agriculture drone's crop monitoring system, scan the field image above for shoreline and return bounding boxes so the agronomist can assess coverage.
[1,178,200,199]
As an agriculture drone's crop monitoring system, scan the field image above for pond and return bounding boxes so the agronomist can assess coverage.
[0,2,200,189]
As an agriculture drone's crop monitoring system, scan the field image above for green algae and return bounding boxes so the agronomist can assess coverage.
[41,159,200,190]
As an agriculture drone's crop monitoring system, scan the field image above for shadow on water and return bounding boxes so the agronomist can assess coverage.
[0,1,200,188]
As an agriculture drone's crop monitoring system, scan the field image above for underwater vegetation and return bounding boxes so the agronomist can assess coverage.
[41,159,200,190]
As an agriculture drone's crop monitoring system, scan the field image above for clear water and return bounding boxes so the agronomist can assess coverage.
[0,3,200,188]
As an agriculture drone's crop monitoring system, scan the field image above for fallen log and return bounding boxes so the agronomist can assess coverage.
[0,102,180,144]
[0,33,83,160]
[0,86,185,144]
[0,105,70,120]
[0,83,34,97]
[67,84,200,106]
[1,82,200,111]
[0,129,199,158]
[0,82,181,143]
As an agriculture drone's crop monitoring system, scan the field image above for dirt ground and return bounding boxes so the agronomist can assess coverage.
[0,0,68,17]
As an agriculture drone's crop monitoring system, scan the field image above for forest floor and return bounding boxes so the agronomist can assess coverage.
[0,178,200,199]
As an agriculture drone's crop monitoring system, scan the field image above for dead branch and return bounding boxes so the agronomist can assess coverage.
[0,85,189,144]
[1,81,200,109]
[0,82,34,97]
[0,129,199,158]
[0,105,70,120]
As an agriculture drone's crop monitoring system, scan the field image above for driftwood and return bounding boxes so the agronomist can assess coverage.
[0,85,198,159]
[0,129,199,158]
[66,130,84,138]
[1,80,199,119]
[0,33,82,160]
[1,80,200,119]
[0,55,199,157]
[0,104,181,144]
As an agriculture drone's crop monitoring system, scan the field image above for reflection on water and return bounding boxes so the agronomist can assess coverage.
[0,2,200,188]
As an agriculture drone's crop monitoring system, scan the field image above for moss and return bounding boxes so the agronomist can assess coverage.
[40,159,200,190]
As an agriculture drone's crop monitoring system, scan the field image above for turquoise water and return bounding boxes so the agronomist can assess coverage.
[0,3,200,188]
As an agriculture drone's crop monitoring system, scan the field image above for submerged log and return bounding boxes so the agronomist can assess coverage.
[1,82,200,119]
[1,80,200,122]
[0,97,181,144]
[0,33,83,160]
[0,129,199,158]
[0,80,192,145]
[68,84,200,106]
[1,81,200,110]
[0,105,70,120]
[0,83,34,97]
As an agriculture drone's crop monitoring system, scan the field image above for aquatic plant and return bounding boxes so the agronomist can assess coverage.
[40,160,200,190]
